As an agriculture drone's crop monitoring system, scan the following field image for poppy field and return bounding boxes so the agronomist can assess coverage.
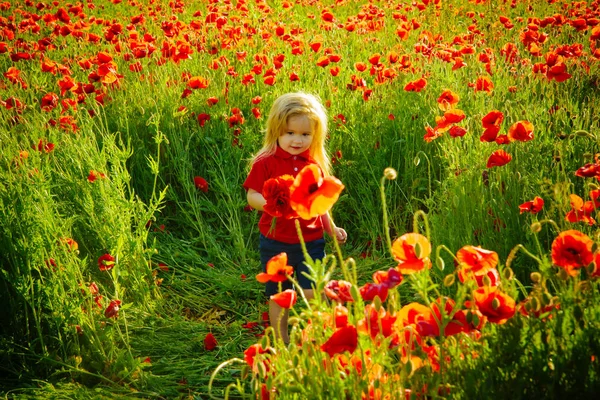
[2,0,600,398]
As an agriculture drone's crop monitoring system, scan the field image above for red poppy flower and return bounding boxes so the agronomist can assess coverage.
[357,304,396,340]
[565,194,597,225]
[474,76,494,93]
[98,253,115,271]
[392,233,432,274]
[321,325,358,357]
[194,176,209,192]
[316,56,330,67]
[507,120,534,142]
[105,299,121,318]
[244,343,271,370]
[372,267,403,289]
[197,113,210,127]
[551,230,594,276]
[40,93,59,112]
[519,196,544,214]
[354,62,367,72]
[481,110,504,129]
[324,280,354,303]
[251,96,262,105]
[448,125,467,138]
[262,175,297,219]
[270,289,297,309]
[88,170,106,182]
[188,76,209,89]
[486,149,512,168]
[575,163,600,178]
[89,282,99,295]
[456,245,498,277]
[437,90,460,111]
[404,77,427,92]
[473,286,515,324]
[289,165,344,220]
[256,253,294,283]
[59,237,78,252]
[204,333,218,351]
[206,97,219,106]
[359,282,389,302]
[590,251,600,278]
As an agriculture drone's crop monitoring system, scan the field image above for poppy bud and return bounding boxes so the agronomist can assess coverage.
[384,167,397,180]
[482,275,492,286]
[491,297,501,310]
[350,284,361,303]
[529,296,541,312]
[503,267,514,281]
[436,256,445,271]
[530,272,542,283]
[575,130,591,137]
[530,222,542,233]
[373,295,382,311]
[541,292,553,306]
[289,317,300,326]
[443,274,455,287]
[585,262,597,275]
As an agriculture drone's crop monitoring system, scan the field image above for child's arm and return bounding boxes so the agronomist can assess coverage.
[323,212,348,244]
[247,188,266,211]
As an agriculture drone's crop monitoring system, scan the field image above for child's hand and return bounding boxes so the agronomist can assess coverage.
[334,227,348,244]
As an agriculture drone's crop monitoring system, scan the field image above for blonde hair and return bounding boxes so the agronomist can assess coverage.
[252,92,331,176]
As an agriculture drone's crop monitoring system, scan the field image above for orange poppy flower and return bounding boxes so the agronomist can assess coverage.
[507,120,534,142]
[436,89,460,111]
[270,289,297,309]
[473,286,515,324]
[392,233,432,274]
[354,62,367,72]
[188,76,209,89]
[256,253,294,283]
[474,76,494,93]
[519,196,544,214]
[289,165,344,220]
[551,230,594,276]
[486,149,512,168]
[321,325,358,357]
[456,245,498,277]
[372,267,403,289]
[565,194,596,225]
[357,304,396,340]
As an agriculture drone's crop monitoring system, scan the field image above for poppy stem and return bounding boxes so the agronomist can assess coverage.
[506,244,543,269]
[412,210,431,241]
[208,358,245,399]
[380,175,394,257]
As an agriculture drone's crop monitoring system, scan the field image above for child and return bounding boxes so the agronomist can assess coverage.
[243,92,347,344]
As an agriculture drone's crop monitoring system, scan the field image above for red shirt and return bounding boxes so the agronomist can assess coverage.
[243,146,324,244]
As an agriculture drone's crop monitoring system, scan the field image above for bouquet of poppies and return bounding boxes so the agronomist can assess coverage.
[262,175,298,219]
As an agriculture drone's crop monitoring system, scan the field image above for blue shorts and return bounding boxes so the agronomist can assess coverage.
[259,234,325,297]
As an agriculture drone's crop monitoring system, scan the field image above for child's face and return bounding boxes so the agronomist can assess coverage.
[277,114,314,156]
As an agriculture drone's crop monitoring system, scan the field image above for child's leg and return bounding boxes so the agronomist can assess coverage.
[268,299,289,344]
